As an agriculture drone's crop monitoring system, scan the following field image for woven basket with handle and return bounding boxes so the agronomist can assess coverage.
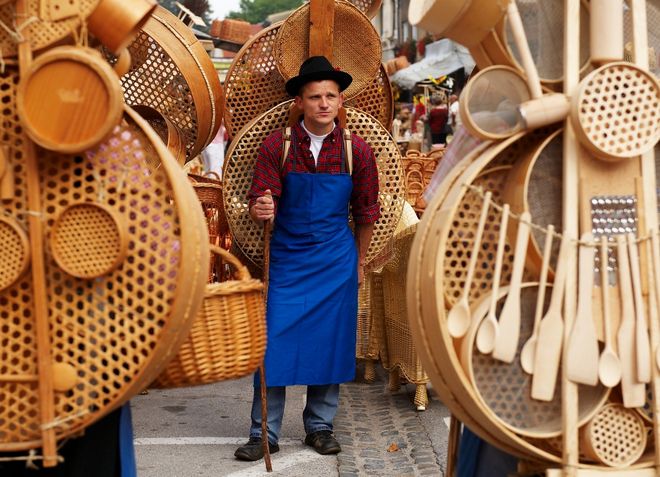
[154,245,266,387]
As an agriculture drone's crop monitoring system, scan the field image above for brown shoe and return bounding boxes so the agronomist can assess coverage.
[304,430,341,455]
[234,436,280,461]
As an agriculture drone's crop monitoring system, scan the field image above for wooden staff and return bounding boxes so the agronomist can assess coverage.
[260,190,273,472]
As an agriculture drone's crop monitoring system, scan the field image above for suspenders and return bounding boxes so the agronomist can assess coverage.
[281,126,353,175]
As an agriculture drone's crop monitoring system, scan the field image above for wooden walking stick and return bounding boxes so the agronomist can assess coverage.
[260,190,273,472]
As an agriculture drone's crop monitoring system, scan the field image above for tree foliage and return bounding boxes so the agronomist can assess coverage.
[227,0,304,24]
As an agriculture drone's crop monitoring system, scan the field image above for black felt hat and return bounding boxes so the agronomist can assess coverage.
[285,56,353,97]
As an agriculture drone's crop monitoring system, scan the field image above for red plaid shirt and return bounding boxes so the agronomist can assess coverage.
[248,121,381,224]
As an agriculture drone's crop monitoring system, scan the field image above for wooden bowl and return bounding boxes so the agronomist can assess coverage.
[17,46,123,153]
[86,0,157,53]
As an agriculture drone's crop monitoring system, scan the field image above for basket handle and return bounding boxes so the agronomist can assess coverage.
[209,245,251,281]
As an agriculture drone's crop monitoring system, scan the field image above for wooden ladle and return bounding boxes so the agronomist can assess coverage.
[476,203,509,354]
[447,191,492,338]
[520,224,554,374]
[597,236,622,387]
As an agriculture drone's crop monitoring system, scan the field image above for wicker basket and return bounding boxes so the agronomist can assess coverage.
[211,19,252,44]
[153,245,266,387]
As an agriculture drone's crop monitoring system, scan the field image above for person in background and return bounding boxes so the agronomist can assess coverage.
[428,95,449,144]
[235,55,380,462]
[448,94,460,131]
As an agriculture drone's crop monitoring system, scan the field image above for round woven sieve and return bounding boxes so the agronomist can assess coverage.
[466,284,609,438]
[273,0,382,100]
[581,403,647,467]
[0,215,29,290]
[0,104,209,452]
[346,64,393,132]
[122,6,224,161]
[223,101,404,269]
[0,0,100,58]
[223,22,288,139]
[50,202,128,279]
[571,62,660,160]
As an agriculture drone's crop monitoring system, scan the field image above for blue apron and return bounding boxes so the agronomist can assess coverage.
[259,130,358,387]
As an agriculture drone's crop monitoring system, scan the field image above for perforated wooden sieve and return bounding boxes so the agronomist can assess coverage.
[122,6,223,161]
[273,0,382,100]
[223,101,404,270]
[570,61,660,161]
[132,104,186,165]
[347,0,381,18]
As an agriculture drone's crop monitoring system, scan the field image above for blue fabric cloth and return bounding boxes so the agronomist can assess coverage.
[119,403,137,477]
[258,165,358,386]
[457,427,518,477]
[249,384,340,443]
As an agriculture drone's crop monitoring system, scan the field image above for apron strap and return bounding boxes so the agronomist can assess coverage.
[343,128,353,176]
[281,127,292,170]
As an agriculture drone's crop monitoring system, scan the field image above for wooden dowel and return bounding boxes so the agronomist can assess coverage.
[260,189,273,472]
[0,374,39,382]
[506,1,543,99]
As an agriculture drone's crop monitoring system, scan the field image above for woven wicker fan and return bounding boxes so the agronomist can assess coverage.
[223,101,405,269]
[120,6,224,161]
[0,59,209,455]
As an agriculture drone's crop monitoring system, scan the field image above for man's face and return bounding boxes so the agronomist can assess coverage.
[295,80,343,135]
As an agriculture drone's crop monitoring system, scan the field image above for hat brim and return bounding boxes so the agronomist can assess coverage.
[285,70,353,97]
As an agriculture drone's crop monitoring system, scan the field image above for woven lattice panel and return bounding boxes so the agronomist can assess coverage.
[223,101,404,269]
[122,7,223,161]
[574,63,660,159]
[0,98,208,450]
[347,0,381,18]
[0,0,100,57]
[0,217,29,291]
[346,64,393,132]
[582,404,647,467]
[470,285,607,438]
[223,22,288,139]
[624,0,660,77]
[273,0,382,100]
[502,0,590,86]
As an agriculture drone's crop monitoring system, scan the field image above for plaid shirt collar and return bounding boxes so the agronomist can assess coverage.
[292,120,341,144]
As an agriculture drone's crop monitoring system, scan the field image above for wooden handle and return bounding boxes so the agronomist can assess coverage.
[590,0,624,65]
[209,245,251,281]
[628,233,651,383]
[488,203,510,316]
[506,1,543,99]
[600,236,612,344]
[532,225,554,335]
[309,0,335,58]
[462,191,492,296]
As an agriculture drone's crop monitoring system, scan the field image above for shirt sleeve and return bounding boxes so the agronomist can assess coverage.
[247,130,283,211]
[350,135,381,224]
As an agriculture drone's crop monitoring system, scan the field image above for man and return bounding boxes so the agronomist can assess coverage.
[427,95,449,144]
[235,56,380,461]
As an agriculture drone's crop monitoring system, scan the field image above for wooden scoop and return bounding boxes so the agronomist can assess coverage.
[566,233,600,386]
[597,236,622,387]
[447,191,492,338]
[520,224,554,374]
[531,233,571,401]
[493,211,531,362]
[628,233,651,384]
[616,235,646,407]
[476,203,510,354]
[650,232,660,372]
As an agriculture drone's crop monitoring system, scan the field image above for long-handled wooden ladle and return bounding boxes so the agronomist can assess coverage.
[520,224,554,374]
[476,203,509,354]
[447,191,492,338]
[650,232,660,372]
[628,232,652,384]
[597,236,622,387]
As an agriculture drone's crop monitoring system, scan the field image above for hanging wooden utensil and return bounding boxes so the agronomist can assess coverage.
[86,0,156,53]
[16,46,124,154]
[447,191,492,338]
[566,233,600,386]
[628,232,652,383]
[520,224,554,374]
[492,211,531,363]
[590,0,624,65]
[476,203,509,354]
[597,236,622,387]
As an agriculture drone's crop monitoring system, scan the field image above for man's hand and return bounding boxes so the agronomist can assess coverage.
[250,189,275,223]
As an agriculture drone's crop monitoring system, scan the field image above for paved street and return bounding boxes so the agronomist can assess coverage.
[132,364,450,476]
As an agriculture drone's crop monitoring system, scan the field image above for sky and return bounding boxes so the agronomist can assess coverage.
[208,0,241,19]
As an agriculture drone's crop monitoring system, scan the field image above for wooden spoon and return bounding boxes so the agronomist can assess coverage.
[650,232,660,372]
[476,203,510,354]
[628,233,651,384]
[616,234,645,407]
[520,224,554,374]
[493,210,531,362]
[531,233,571,401]
[447,191,492,338]
[566,233,600,386]
[597,236,622,387]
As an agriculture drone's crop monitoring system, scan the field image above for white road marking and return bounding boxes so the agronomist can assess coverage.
[224,449,325,477]
[134,437,302,446]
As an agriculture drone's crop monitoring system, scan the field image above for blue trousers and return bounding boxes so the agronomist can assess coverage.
[249,384,340,445]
